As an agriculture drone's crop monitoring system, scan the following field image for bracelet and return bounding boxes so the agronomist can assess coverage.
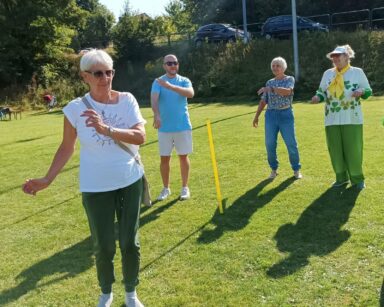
[108,126,115,138]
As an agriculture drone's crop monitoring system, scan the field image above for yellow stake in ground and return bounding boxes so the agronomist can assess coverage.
[206,120,224,214]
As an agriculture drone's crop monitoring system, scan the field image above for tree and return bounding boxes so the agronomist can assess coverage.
[164,0,196,34]
[0,0,86,88]
[112,11,155,62]
[76,4,115,49]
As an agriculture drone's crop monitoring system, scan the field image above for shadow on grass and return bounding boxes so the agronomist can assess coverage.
[30,109,63,116]
[0,237,93,305]
[15,137,45,143]
[140,221,210,273]
[1,135,58,147]
[267,185,361,278]
[140,198,179,227]
[0,195,79,231]
[197,177,296,244]
[140,111,255,149]
[0,165,78,196]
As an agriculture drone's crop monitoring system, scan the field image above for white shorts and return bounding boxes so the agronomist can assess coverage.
[158,131,193,156]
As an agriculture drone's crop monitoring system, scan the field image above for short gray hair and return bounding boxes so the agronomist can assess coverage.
[271,57,287,71]
[80,49,113,72]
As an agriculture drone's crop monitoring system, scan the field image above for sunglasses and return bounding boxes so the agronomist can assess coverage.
[164,61,179,66]
[85,69,115,78]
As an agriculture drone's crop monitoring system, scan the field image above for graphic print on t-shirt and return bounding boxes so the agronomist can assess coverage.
[91,112,125,146]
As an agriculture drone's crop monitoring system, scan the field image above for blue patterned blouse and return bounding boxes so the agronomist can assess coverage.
[262,75,295,109]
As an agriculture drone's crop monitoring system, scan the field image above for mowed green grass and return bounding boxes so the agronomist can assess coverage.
[1,98,384,306]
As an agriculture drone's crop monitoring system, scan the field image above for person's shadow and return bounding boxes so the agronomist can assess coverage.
[267,185,361,278]
[198,177,296,244]
[0,237,93,305]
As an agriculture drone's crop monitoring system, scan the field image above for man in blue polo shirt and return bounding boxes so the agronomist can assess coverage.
[151,54,194,201]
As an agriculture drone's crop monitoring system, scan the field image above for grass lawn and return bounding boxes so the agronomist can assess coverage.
[1,98,384,306]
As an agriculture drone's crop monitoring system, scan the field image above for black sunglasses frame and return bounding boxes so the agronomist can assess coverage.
[85,69,115,78]
[164,61,179,67]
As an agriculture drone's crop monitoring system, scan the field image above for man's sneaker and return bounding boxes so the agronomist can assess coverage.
[157,187,171,201]
[179,187,190,200]
[269,170,278,179]
[98,293,113,307]
[125,297,144,307]
[332,180,349,187]
[294,171,303,179]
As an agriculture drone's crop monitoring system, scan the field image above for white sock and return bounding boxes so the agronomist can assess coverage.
[126,290,137,299]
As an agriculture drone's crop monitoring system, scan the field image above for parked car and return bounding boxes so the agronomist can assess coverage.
[194,23,247,45]
[261,15,328,39]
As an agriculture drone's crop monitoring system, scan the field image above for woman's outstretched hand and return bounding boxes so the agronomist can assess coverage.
[22,177,50,196]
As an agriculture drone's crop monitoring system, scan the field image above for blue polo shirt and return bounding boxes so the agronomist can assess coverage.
[151,74,192,132]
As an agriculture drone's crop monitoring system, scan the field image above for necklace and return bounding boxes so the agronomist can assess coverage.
[89,94,112,117]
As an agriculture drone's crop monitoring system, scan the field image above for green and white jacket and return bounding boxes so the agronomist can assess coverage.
[315,66,372,126]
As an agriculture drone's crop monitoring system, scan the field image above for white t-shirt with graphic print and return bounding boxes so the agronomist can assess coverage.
[63,92,146,192]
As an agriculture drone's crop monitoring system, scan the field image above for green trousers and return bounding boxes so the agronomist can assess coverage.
[82,177,143,294]
[325,125,364,184]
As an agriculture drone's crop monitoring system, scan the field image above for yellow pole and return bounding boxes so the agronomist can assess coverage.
[206,120,224,214]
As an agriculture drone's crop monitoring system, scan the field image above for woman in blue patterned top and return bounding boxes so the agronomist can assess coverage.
[253,57,302,179]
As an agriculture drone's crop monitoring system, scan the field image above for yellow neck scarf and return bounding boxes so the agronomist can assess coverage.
[328,64,350,99]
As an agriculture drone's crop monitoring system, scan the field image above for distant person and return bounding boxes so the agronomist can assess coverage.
[23,49,146,307]
[253,56,302,179]
[311,44,372,189]
[151,54,195,201]
[43,94,57,111]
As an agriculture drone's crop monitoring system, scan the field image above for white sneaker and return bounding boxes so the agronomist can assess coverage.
[157,187,171,201]
[97,293,113,307]
[125,294,144,307]
[269,170,278,179]
[294,171,303,179]
[179,187,190,200]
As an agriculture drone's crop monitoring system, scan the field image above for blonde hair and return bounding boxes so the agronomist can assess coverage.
[271,57,287,71]
[340,44,355,60]
[327,44,355,61]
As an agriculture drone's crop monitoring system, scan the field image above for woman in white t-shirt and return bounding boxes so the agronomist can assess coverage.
[22,49,146,307]
[311,44,372,190]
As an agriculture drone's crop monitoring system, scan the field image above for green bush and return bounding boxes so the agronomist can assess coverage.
[4,30,383,108]
[119,30,384,102]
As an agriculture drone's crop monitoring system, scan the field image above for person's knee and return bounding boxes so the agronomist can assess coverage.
[265,139,277,149]
[95,243,116,260]
[120,240,140,255]
[160,156,171,164]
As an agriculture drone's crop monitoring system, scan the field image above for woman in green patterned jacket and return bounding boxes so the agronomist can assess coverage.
[311,44,372,189]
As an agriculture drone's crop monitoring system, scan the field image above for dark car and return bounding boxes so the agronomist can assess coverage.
[261,15,328,39]
[194,23,247,45]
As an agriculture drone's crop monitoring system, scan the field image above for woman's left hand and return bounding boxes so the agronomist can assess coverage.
[351,89,363,97]
[81,109,108,135]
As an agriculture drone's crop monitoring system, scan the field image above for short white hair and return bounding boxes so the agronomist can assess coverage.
[326,44,355,61]
[271,57,287,71]
[80,49,113,71]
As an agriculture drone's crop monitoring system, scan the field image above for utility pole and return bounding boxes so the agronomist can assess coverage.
[291,0,299,80]
[242,0,249,43]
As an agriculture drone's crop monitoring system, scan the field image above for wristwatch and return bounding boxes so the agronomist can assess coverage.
[108,126,115,138]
